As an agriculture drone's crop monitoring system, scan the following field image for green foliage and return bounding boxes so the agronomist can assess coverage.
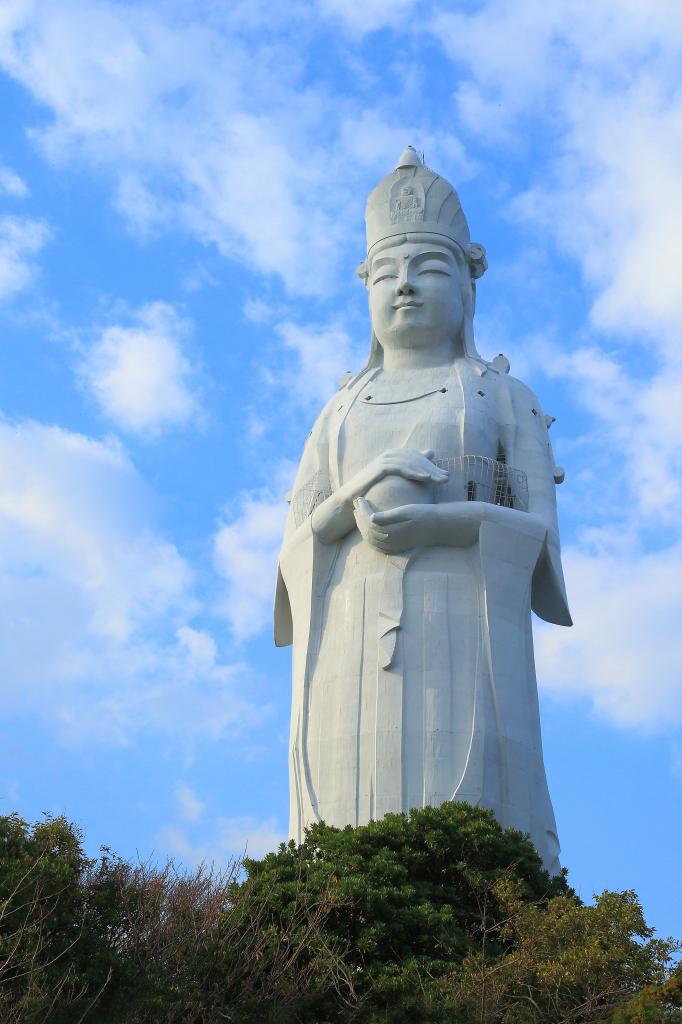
[447,881,681,1023]
[608,971,682,1023]
[0,803,678,1024]
[240,801,569,1021]
[0,812,134,1022]
[0,811,354,1023]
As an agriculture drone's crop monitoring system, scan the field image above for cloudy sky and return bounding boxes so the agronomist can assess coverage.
[1,0,681,939]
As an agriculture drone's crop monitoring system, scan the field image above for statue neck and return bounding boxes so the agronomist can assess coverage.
[380,335,463,373]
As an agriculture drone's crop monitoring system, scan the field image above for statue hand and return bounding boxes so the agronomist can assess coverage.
[355,501,440,554]
[365,448,448,489]
[310,450,445,548]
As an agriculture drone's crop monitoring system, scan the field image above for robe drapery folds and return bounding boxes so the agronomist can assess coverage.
[275,356,570,874]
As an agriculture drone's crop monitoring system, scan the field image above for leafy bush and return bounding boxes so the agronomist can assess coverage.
[0,804,678,1023]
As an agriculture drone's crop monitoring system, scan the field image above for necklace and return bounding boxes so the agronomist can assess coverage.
[359,367,452,406]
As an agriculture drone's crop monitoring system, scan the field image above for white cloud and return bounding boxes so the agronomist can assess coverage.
[0,214,49,300]
[316,0,422,36]
[175,781,205,823]
[514,83,682,345]
[176,625,218,675]
[527,338,682,731]
[159,814,284,864]
[537,542,682,731]
[0,780,20,805]
[274,321,365,410]
[431,2,682,136]
[213,484,290,643]
[0,1,465,296]
[336,111,473,182]
[80,302,201,435]
[213,815,284,859]
[0,162,29,198]
[114,173,166,237]
[242,297,277,325]
[211,320,362,644]
[181,263,218,295]
[0,415,259,742]
[430,1,682,347]
[0,2,343,294]
[533,341,682,529]
[0,418,189,643]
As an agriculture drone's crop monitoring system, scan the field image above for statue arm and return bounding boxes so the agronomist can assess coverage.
[310,469,373,544]
[361,498,547,551]
[311,448,448,545]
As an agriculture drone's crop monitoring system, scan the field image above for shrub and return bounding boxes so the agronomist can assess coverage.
[0,804,678,1023]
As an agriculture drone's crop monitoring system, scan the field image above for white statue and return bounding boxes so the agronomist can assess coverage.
[274,147,571,873]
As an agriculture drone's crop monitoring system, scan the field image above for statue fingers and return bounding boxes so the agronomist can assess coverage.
[383,451,447,482]
[401,470,433,483]
[367,533,393,553]
[372,540,393,554]
[354,496,376,515]
[372,509,412,525]
[403,466,448,483]
[353,497,375,530]
[377,536,411,555]
[371,534,402,554]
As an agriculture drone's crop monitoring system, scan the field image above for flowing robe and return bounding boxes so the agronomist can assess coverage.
[275,356,571,873]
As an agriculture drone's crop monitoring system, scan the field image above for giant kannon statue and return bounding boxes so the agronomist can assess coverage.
[274,147,572,873]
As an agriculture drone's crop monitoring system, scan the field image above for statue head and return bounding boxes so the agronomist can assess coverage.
[356,147,487,370]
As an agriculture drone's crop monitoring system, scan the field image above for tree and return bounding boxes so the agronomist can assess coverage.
[0,813,357,1023]
[0,813,126,1022]
[0,805,678,1023]
[239,802,679,1023]
[238,801,569,1022]
[605,972,682,1023]
[446,879,681,1023]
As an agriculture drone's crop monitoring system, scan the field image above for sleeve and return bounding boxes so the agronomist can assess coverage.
[508,377,572,627]
[273,396,335,647]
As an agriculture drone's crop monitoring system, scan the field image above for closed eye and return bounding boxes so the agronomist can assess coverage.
[418,267,451,276]
[372,272,398,284]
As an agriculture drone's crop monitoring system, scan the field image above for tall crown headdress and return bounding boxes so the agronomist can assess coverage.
[364,146,487,279]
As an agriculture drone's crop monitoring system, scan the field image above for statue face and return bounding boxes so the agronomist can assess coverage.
[367,240,464,355]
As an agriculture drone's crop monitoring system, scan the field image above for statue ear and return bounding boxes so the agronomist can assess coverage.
[356,259,369,285]
[467,243,488,280]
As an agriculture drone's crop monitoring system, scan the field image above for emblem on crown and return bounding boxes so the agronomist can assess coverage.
[390,184,424,224]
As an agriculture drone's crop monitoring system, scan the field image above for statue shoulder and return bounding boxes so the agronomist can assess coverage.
[507,373,541,406]
[300,383,346,448]
[494,369,546,419]
[482,355,541,407]
[496,371,565,482]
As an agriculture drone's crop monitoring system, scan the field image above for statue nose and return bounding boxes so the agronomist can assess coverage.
[396,277,415,295]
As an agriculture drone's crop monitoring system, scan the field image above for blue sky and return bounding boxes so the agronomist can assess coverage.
[1,0,681,943]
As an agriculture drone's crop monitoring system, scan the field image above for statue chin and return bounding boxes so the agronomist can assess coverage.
[365,474,434,513]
